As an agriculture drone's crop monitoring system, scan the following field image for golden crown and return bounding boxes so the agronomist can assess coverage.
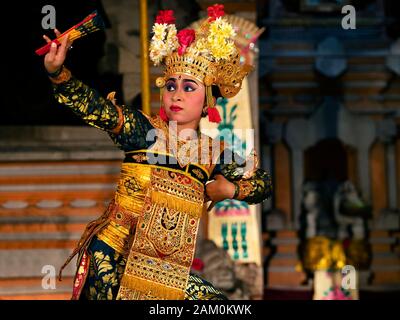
[150,4,253,117]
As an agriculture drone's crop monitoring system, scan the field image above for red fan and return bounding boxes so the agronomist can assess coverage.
[35,11,105,56]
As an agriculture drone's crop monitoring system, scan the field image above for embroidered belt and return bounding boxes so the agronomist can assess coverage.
[124,150,210,186]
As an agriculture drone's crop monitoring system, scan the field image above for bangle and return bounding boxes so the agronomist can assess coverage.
[232,182,240,199]
[49,66,72,84]
[47,66,63,78]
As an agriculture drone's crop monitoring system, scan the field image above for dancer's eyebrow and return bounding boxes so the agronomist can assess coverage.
[167,77,198,85]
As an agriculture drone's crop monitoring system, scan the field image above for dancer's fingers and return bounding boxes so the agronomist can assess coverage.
[56,34,69,59]
[43,35,52,44]
[47,41,57,61]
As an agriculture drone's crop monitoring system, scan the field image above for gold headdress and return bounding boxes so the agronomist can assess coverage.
[150,4,253,123]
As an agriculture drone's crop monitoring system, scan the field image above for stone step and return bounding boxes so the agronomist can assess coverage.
[370,230,390,238]
[0,249,77,278]
[371,253,400,267]
[0,223,87,234]
[267,269,306,287]
[0,205,106,218]
[371,243,393,253]
[371,271,400,285]
[0,239,78,250]
[275,230,298,239]
[369,237,396,244]
[269,257,300,267]
[2,293,71,300]
[275,243,298,254]
[0,277,73,300]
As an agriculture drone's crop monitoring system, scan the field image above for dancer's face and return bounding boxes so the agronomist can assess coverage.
[162,74,205,126]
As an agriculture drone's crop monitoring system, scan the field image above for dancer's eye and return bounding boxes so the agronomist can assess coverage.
[184,85,195,92]
[166,82,176,91]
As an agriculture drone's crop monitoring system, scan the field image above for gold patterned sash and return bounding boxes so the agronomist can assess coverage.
[117,166,205,300]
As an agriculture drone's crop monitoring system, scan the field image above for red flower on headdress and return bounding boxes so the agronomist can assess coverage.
[155,10,176,24]
[207,4,225,21]
[177,29,195,56]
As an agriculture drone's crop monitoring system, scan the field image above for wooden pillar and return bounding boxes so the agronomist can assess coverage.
[139,0,151,115]
[387,143,397,208]
[370,140,388,217]
[273,142,292,226]
[396,138,400,209]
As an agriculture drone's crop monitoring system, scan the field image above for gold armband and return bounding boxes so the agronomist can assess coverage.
[48,66,72,84]
[233,180,254,201]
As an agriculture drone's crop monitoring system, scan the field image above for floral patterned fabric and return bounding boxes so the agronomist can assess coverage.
[79,236,227,300]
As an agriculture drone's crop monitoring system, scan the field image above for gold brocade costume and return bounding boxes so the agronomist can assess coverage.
[51,5,272,300]
[51,70,272,300]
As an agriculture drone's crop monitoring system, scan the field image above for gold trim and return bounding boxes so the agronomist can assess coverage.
[122,162,205,186]
[125,150,211,179]
[97,221,130,255]
[49,66,72,84]
[151,190,204,218]
[114,192,146,214]
[119,274,185,300]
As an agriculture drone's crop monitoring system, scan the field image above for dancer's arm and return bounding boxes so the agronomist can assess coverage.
[211,148,273,204]
[43,30,153,151]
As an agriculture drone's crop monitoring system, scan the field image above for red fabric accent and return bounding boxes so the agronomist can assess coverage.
[159,106,169,122]
[71,251,89,300]
[192,258,204,271]
[207,106,221,123]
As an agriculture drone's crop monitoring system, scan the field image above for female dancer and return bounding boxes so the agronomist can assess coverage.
[42,4,272,300]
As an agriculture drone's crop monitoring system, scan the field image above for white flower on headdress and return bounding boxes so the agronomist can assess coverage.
[150,23,178,66]
[193,38,210,56]
[165,25,179,54]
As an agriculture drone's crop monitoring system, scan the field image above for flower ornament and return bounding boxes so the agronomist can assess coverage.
[207,4,225,22]
[206,17,236,61]
[155,10,176,24]
[177,29,195,56]
[149,5,236,66]
[149,10,178,66]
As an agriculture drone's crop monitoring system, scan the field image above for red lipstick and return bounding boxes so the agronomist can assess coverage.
[170,105,183,112]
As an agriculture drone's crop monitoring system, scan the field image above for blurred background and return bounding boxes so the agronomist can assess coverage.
[0,0,399,299]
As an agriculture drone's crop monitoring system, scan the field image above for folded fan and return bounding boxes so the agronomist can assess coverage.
[35,10,105,56]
